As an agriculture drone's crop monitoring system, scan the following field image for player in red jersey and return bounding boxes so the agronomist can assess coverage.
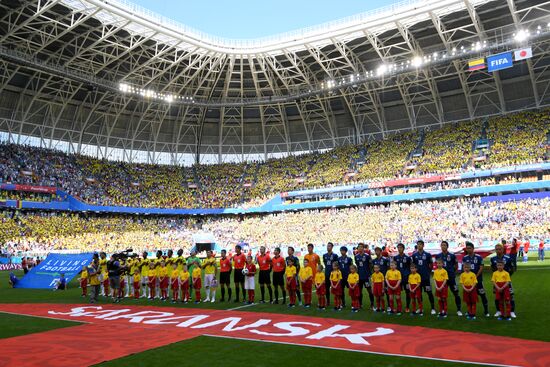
[232,245,247,303]
[219,249,232,302]
[256,246,273,303]
[271,247,286,304]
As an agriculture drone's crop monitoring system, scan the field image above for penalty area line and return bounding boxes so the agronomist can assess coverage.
[203,334,522,367]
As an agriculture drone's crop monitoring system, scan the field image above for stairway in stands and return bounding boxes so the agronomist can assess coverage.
[403,130,425,175]
[470,118,491,168]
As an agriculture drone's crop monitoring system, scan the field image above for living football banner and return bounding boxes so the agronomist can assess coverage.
[14,252,94,289]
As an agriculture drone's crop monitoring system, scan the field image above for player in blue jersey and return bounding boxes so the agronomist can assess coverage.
[323,242,339,306]
[490,243,516,318]
[411,240,436,315]
[462,241,490,317]
[354,243,374,309]
[436,241,462,316]
[338,246,353,308]
[393,243,412,312]
[372,247,390,274]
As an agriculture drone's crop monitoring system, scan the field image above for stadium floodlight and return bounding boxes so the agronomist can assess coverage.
[119,83,129,93]
[165,95,174,103]
[514,29,529,42]
[376,64,388,76]
[411,56,423,68]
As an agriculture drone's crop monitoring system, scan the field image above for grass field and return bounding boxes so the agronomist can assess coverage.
[1,256,549,367]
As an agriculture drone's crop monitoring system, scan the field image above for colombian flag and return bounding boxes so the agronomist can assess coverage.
[468,58,485,71]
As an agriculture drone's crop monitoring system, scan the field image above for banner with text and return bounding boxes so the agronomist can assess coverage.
[14,252,94,289]
[487,52,513,72]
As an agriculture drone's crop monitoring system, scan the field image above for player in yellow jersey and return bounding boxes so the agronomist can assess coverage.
[165,250,174,278]
[460,262,478,319]
[124,257,133,297]
[140,252,150,298]
[433,259,449,317]
[202,250,217,303]
[176,249,185,272]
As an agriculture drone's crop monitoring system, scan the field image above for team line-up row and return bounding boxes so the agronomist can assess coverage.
[80,240,517,320]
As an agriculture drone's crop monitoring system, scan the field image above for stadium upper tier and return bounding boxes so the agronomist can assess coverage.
[1,110,548,209]
[0,0,549,161]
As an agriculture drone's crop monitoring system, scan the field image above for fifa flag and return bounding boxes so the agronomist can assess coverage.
[468,58,485,71]
[514,47,532,61]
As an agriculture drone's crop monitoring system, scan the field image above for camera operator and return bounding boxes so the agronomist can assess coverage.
[107,254,124,302]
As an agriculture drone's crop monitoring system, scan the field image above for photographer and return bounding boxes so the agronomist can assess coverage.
[107,254,124,302]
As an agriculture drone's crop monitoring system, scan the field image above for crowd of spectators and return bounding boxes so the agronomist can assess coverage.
[0,110,548,209]
[415,120,478,175]
[1,196,548,257]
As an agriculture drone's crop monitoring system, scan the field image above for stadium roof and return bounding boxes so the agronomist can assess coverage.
[0,0,549,165]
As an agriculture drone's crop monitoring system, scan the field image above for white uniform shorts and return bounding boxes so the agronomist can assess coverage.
[204,274,215,288]
[244,276,255,290]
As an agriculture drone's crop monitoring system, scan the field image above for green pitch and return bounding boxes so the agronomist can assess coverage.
[1,257,549,367]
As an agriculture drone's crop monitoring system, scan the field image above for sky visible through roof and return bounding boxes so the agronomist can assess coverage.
[131,0,402,39]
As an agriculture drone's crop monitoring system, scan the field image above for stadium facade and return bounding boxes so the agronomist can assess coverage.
[0,0,549,165]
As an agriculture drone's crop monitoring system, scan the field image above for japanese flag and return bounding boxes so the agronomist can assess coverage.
[514,47,532,61]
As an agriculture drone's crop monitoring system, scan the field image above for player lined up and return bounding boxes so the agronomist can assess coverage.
[80,241,515,320]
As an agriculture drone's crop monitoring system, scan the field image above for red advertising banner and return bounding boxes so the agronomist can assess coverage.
[13,185,56,194]
[369,174,465,189]
[0,304,548,367]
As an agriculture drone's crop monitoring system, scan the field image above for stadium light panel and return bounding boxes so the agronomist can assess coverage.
[411,56,423,67]
[514,29,529,42]
[376,64,388,76]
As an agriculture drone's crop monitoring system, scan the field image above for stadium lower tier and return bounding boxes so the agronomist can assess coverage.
[1,196,549,257]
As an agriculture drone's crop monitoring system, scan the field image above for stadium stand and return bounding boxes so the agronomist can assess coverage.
[1,110,548,210]
[1,196,549,256]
